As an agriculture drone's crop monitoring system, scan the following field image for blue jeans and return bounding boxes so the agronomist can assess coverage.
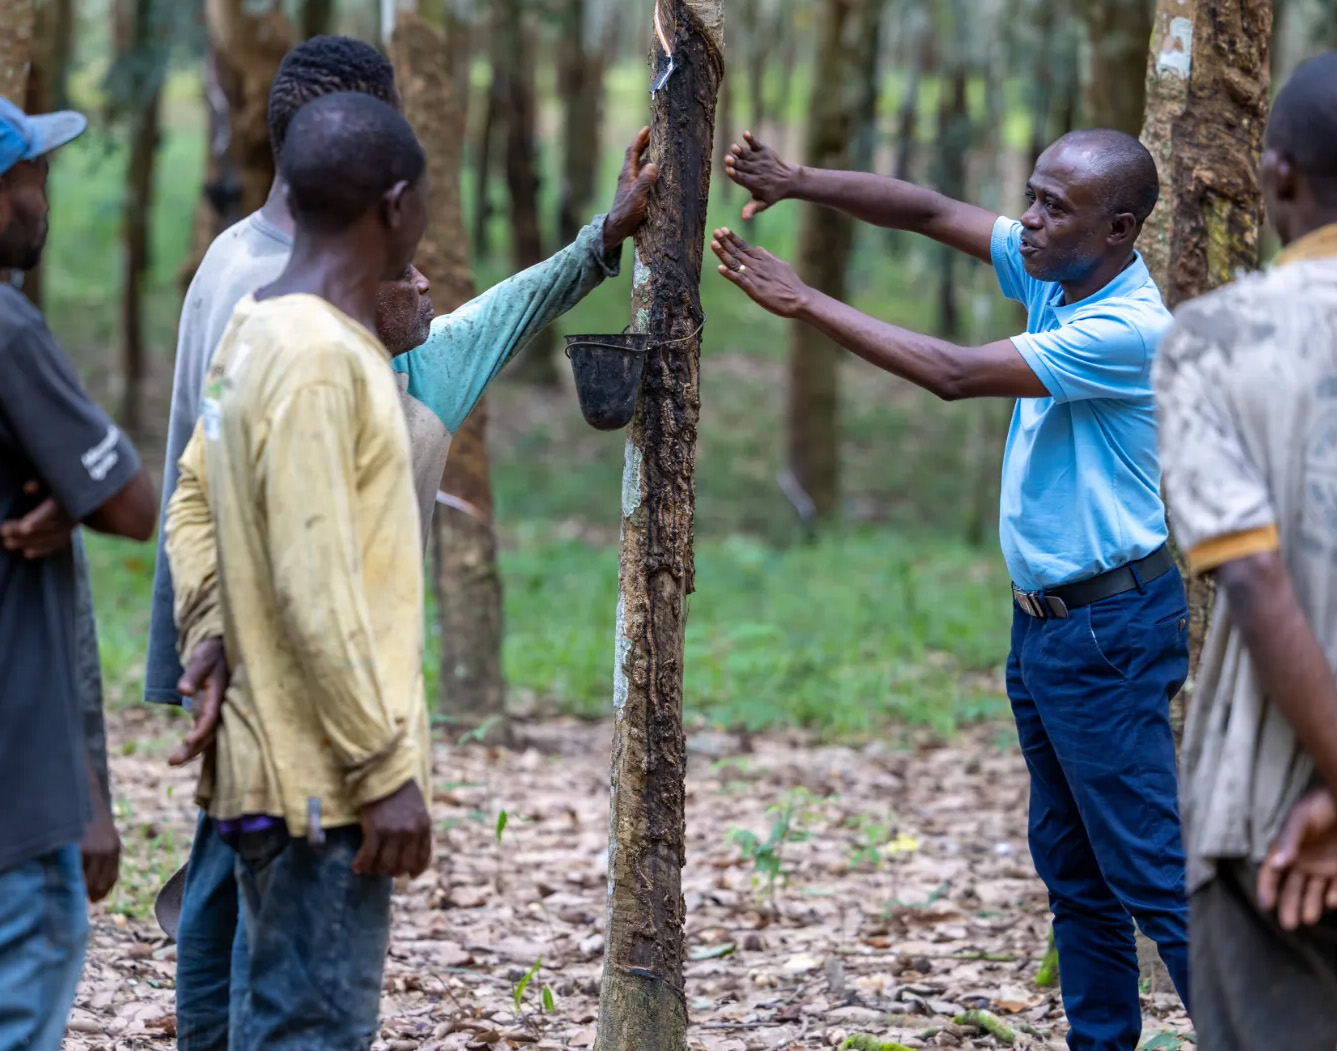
[0,844,89,1051]
[176,811,248,1051]
[1007,567,1191,1051]
[233,825,392,1051]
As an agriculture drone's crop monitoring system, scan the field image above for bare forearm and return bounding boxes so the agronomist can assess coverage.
[794,290,1044,400]
[1221,555,1337,790]
[790,168,996,262]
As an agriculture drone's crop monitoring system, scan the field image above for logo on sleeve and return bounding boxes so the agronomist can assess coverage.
[81,425,121,482]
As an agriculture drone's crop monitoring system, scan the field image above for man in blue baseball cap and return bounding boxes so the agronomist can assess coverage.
[0,95,157,1051]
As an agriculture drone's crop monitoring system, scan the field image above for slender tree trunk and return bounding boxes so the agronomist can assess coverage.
[474,38,501,259]
[302,0,335,38]
[0,0,35,102]
[179,43,244,292]
[20,0,68,308]
[558,0,607,243]
[1137,0,1271,992]
[714,63,733,205]
[391,1,509,744]
[786,0,884,524]
[597,2,723,1048]
[495,0,557,384]
[205,0,295,218]
[933,0,969,341]
[1081,0,1154,134]
[744,0,767,133]
[892,5,930,183]
[774,0,801,159]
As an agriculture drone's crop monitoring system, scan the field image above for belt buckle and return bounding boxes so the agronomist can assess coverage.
[1013,587,1043,618]
[1046,595,1070,619]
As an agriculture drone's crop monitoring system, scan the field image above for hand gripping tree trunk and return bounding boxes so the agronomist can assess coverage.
[390,2,509,745]
[596,3,722,1049]
[786,0,885,525]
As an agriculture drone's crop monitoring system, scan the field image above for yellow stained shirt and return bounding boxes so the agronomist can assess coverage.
[166,294,429,834]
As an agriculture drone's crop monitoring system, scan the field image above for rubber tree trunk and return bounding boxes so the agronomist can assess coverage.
[205,0,295,218]
[1135,0,1271,994]
[390,1,509,746]
[0,0,35,102]
[1140,0,1271,691]
[933,0,969,342]
[596,2,723,1048]
[179,43,245,292]
[473,28,501,260]
[786,0,884,525]
[20,0,72,308]
[302,0,335,38]
[1081,0,1154,135]
[111,0,167,439]
[558,0,607,244]
[496,0,558,385]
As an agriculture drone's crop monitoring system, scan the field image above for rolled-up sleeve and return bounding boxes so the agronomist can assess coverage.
[260,381,419,806]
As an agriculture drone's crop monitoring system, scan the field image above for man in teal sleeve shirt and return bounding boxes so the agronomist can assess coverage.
[720,127,1189,1051]
[142,37,656,1051]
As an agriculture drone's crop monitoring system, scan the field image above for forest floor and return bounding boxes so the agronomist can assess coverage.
[62,709,1192,1051]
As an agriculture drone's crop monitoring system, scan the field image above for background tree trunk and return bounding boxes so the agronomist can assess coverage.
[0,0,35,102]
[933,0,970,341]
[473,25,501,260]
[205,0,294,218]
[179,43,244,292]
[302,0,335,38]
[892,4,930,183]
[495,0,557,385]
[786,0,885,525]
[391,0,510,746]
[596,2,723,1048]
[1081,0,1154,134]
[108,0,168,438]
[1135,0,1272,992]
[558,0,608,243]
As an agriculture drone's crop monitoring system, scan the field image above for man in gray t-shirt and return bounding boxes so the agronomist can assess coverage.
[1157,52,1337,1051]
[0,95,157,1049]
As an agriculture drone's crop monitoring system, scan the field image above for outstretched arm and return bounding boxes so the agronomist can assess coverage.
[711,228,1046,401]
[725,131,999,263]
[395,128,659,435]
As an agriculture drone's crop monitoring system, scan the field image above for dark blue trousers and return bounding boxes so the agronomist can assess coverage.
[1007,567,1191,1051]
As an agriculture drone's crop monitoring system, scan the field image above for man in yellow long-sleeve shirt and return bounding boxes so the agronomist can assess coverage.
[165,91,432,1050]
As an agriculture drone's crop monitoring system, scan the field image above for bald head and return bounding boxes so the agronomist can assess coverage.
[1047,129,1161,226]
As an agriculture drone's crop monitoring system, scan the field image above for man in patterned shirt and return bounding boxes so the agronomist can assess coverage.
[1156,50,1337,1051]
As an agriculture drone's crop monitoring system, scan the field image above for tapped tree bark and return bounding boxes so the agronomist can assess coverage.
[1134,0,1271,994]
[390,1,509,746]
[786,0,885,524]
[1080,0,1154,135]
[596,2,723,1048]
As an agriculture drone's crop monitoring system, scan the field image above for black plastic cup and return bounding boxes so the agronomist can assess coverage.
[564,333,652,431]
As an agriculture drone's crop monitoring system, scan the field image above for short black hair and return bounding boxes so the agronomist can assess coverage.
[281,92,425,233]
[267,35,398,162]
[1267,50,1337,203]
[1054,128,1161,225]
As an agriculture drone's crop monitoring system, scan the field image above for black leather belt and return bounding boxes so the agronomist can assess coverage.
[1012,544,1175,619]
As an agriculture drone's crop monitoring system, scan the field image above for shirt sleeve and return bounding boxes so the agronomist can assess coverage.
[393,214,621,435]
[0,320,141,520]
[991,216,1039,306]
[259,380,419,808]
[1154,302,1278,575]
[165,421,225,661]
[1010,308,1152,403]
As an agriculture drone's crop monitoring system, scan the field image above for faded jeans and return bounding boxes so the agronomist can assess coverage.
[0,844,89,1051]
[232,824,392,1051]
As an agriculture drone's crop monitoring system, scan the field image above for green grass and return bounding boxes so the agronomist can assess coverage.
[86,527,1010,740]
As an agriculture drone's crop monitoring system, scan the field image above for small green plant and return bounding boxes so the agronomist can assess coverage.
[846,811,895,869]
[495,810,509,844]
[727,787,818,902]
[513,957,541,1012]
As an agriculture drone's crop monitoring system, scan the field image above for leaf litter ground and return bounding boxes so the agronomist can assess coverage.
[63,710,1191,1050]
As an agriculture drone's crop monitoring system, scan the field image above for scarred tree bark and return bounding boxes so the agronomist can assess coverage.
[391,1,509,745]
[786,0,884,523]
[1081,0,1154,135]
[1140,0,1271,691]
[596,2,723,1048]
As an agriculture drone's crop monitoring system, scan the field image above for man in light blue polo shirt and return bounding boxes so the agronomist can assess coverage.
[719,128,1189,1051]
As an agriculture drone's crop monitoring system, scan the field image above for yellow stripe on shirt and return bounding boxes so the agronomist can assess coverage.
[1186,525,1281,575]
